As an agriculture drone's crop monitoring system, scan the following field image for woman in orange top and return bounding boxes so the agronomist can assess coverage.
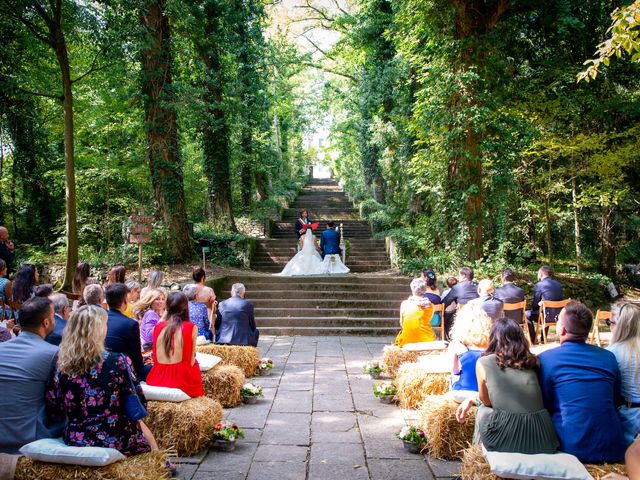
[145,291,204,398]
[395,278,436,347]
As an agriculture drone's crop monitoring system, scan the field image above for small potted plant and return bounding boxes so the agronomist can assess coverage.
[257,358,274,376]
[212,422,245,451]
[396,425,426,453]
[373,381,397,404]
[241,382,263,404]
[363,360,383,379]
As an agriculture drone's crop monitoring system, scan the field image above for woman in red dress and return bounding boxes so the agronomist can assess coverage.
[145,291,204,397]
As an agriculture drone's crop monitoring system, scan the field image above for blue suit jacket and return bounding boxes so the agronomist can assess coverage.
[442,280,479,307]
[105,309,144,378]
[532,277,564,321]
[539,341,627,462]
[494,282,526,323]
[0,331,64,453]
[215,295,259,347]
[468,294,504,322]
[45,314,67,346]
[320,228,341,257]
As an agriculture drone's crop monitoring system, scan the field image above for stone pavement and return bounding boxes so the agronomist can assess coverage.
[174,336,461,480]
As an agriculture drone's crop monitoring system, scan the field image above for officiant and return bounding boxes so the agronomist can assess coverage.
[294,210,312,248]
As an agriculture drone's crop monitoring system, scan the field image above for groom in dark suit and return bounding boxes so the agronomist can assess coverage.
[320,222,341,260]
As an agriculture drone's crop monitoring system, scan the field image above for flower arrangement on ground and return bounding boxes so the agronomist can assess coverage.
[363,360,383,378]
[241,383,263,404]
[373,381,397,398]
[213,422,245,442]
[396,425,426,445]
[257,358,274,375]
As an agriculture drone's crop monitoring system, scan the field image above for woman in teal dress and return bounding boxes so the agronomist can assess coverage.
[456,318,559,454]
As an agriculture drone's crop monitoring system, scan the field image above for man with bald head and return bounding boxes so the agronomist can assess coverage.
[0,226,14,274]
[468,279,504,322]
[538,301,627,463]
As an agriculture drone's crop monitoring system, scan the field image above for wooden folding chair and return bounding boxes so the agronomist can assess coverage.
[62,291,81,302]
[503,300,530,344]
[6,300,21,321]
[589,310,612,347]
[538,299,571,344]
[431,303,446,341]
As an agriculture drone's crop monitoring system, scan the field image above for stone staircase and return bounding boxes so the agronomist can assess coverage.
[214,179,412,336]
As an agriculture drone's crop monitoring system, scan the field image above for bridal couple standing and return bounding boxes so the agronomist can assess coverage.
[275,210,350,276]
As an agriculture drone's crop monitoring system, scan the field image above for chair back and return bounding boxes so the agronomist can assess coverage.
[62,291,81,301]
[503,300,529,342]
[539,298,571,344]
[589,310,612,347]
[431,303,446,341]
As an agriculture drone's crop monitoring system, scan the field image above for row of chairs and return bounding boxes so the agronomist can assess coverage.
[431,299,612,346]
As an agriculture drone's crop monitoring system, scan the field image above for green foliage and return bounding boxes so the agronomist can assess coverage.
[193,223,251,267]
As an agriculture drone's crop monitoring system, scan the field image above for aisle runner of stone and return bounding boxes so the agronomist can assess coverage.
[176,336,460,480]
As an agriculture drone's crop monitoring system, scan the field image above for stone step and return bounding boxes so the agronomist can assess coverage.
[254,317,397,327]
[240,290,408,300]
[252,265,394,273]
[251,256,390,263]
[226,283,409,294]
[244,298,402,309]
[258,326,398,336]
[221,275,409,285]
[254,307,399,317]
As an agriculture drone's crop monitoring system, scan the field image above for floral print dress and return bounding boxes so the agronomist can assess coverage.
[46,352,151,456]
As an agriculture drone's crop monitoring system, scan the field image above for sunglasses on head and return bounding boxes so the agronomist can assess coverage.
[608,302,640,327]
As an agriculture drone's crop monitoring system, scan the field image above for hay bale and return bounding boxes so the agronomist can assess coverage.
[146,397,224,456]
[419,395,476,460]
[196,344,258,377]
[460,444,627,480]
[381,345,420,378]
[202,365,245,407]
[395,363,450,409]
[15,450,169,480]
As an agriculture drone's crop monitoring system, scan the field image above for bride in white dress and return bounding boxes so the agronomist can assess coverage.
[275,228,349,276]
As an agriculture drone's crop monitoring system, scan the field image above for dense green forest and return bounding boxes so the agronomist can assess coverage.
[0,0,638,287]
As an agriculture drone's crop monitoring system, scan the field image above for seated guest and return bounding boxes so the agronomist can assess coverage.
[394,278,435,347]
[607,302,640,445]
[183,283,213,342]
[0,259,12,303]
[104,265,126,288]
[442,276,458,337]
[442,266,479,308]
[457,318,559,454]
[46,305,157,456]
[34,283,54,298]
[12,263,39,303]
[72,261,97,309]
[140,269,164,298]
[528,265,564,342]
[0,297,63,453]
[494,267,526,324]
[45,293,71,346]
[192,266,216,317]
[146,292,204,397]
[539,301,626,462]
[468,279,504,322]
[105,283,145,380]
[133,289,166,351]
[421,268,442,329]
[83,283,104,307]
[215,283,259,347]
[448,304,491,394]
[124,280,141,319]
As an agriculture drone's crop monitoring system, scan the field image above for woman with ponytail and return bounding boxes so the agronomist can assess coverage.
[145,292,204,397]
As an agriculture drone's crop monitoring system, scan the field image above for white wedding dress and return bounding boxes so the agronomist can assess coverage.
[275,229,349,276]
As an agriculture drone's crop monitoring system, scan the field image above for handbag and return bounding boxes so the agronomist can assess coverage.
[122,355,148,421]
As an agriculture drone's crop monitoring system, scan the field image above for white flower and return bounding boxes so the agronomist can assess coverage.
[399,426,411,439]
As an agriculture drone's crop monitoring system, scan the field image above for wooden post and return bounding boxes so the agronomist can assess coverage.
[138,243,143,282]
[202,248,206,269]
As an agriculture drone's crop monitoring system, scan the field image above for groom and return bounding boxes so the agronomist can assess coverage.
[320,222,341,260]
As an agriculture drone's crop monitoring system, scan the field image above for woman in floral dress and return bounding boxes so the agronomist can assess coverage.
[46,305,158,456]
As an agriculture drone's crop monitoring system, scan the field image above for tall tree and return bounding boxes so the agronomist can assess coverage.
[141,0,193,259]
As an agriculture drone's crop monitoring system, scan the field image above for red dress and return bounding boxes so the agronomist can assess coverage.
[145,321,204,398]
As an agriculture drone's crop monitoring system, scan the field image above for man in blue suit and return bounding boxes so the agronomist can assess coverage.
[0,297,64,453]
[320,222,341,260]
[104,283,146,379]
[215,283,259,347]
[528,265,564,342]
[494,267,526,324]
[45,293,71,346]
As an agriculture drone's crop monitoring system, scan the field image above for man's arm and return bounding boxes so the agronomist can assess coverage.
[442,285,457,308]
[246,302,257,331]
[537,355,554,411]
[320,233,325,250]
[129,322,144,377]
[532,283,542,314]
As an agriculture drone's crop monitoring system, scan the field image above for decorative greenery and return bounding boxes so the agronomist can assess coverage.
[213,422,245,442]
[257,358,274,370]
[396,425,427,446]
[372,381,397,398]
[362,360,383,376]
[240,383,263,397]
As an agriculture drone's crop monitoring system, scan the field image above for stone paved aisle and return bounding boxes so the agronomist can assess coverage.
[175,336,460,480]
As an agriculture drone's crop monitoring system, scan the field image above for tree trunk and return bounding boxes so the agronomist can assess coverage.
[240,129,253,208]
[544,196,553,266]
[255,171,267,202]
[599,206,616,276]
[141,0,193,260]
[571,165,581,273]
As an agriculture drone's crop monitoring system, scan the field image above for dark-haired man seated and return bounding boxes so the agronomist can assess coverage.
[528,265,564,343]
[539,301,627,463]
[494,267,526,324]
[0,297,64,453]
[442,266,479,336]
[104,283,147,380]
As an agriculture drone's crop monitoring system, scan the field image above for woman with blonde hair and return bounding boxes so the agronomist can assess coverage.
[140,269,164,297]
[448,303,492,395]
[45,305,158,456]
[394,278,435,347]
[608,302,640,445]
[134,289,166,350]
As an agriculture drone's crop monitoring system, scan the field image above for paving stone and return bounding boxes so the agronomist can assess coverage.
[267,412,311,426]
[174,462,199,480]
[309,442,365,465]
[261,423,310,446]
[278,381,314,391]
[311,412,361,443]
[242,428,263,444]
[192,469,248,480]
[314,380,350,395]
[272,390,313,413]
[247,461,308,480]
[315,355,344,364]
[313,393,354,412]
[198,441,257,472]
[308,462,370,480]
[172,448,208,464]
[368,458,434,480]
[288,354,317,364]
[427,457,462,478]
[253,444,309,462]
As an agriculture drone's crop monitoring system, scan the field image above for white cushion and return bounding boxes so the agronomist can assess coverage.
[196,335,211,346]
[484,447,593,480]
[20,438,126,466]
[415,354,450,373]
[196,352,222,371]
[140,382,191,402]
[403,341,448,351]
